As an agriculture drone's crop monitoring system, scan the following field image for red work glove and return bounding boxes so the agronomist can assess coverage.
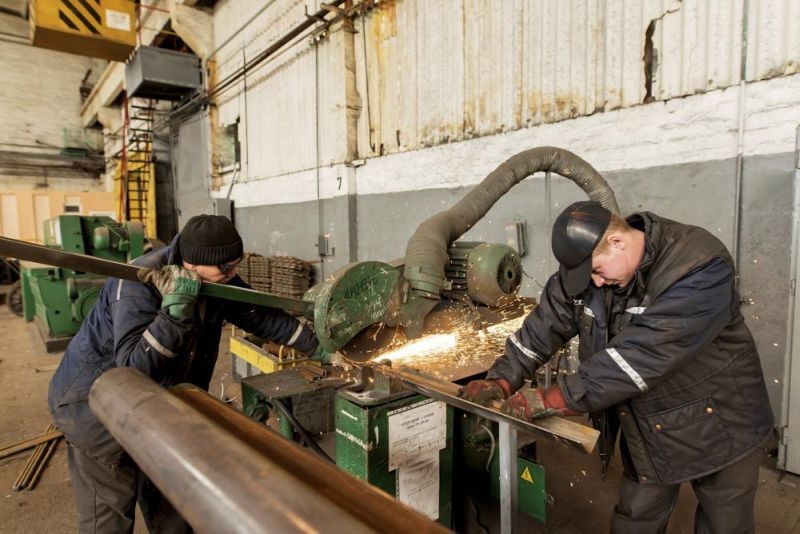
[500,385,579,421]
[459,379,512,406]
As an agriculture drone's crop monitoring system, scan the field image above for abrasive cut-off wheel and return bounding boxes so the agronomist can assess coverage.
[6,280,23,317]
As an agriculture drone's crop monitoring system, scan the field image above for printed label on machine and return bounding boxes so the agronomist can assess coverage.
[105,9,131,31]
[397,451,440,520]
[387,398,446,471]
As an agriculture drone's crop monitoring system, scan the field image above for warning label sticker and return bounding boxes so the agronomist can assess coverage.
[521,466,534,484]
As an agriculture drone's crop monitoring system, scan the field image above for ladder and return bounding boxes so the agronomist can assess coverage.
[120,95,156,234]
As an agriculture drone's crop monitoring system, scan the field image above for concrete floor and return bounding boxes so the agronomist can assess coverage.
[1,295,799,533]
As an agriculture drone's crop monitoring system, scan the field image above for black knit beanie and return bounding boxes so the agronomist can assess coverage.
[179,215,243,265]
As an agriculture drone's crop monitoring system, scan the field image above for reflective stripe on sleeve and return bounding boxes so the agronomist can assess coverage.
[605,348,648,392]
[143,329,177,358]
[509,334,546,366]
[286,324,304,346]
[625,307,647,314]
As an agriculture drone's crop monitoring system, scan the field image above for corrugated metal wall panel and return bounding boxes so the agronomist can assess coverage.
[213,0,800,170]
[748,0,800,79]
[212,0,350,181]
[354,0,799,158]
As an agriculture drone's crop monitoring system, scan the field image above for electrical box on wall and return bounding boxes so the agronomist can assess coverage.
[29,0,136,61]
[126,47,202,101]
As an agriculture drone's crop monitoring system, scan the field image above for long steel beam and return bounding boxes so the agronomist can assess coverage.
[89,367,450,534]
[374,364,599,454]
[0,236,312,314]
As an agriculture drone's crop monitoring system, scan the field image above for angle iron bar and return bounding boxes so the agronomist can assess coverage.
[0,237,312,314]
[374,365,598,454]
[0,430,63,460]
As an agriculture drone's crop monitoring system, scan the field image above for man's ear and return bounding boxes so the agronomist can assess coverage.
[608,234,626,250]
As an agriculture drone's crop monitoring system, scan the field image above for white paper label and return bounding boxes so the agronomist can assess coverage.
[105,9,131,32]
[388,399,446,471]
[397,451,440,520]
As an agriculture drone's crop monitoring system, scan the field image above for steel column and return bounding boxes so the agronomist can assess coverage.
[498,421,518,534]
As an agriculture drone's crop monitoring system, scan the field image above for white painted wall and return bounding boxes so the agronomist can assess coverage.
[221,72,800,205]
[0,23,105,190]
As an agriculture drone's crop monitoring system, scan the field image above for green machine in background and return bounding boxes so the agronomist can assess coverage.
[20,215,144,351]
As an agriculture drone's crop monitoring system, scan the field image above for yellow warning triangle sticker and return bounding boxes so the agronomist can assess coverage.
[520,466,534,484]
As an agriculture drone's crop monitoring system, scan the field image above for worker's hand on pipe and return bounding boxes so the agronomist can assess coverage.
[138,266,201,320]
[459,379,511,406]
[500,386,579,421]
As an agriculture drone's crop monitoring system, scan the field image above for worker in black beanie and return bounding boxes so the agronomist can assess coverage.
[49,214,326,533]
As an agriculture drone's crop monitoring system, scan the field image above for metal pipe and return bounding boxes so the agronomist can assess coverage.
[0,430,62,460]
[732,0,751,272]
[203,0,279,64]
[498,421,518,534]
[172,386,451,534]
[166,0,348,129]
[90,368,447,534]
[90,368,373,533]
[543,170,553,389]
[26,436,59,490]
[779,125,800,469]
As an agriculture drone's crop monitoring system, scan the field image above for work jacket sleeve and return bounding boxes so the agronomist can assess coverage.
[487,272,579,391]
[221,276,319,354]
[561,257,734,413]
[112,281,196,382]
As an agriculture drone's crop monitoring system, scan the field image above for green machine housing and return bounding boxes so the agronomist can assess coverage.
[21,215,144,351]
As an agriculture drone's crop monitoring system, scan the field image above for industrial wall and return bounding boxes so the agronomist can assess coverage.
[0,190,115,243]
[204,0,800,421]
[0,12,105,193]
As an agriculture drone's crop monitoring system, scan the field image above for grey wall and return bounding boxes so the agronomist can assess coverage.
[235,194,357,283]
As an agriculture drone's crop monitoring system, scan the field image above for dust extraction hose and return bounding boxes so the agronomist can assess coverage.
[403,146,619,297]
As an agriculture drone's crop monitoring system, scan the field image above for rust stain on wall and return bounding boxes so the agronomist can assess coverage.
[372,0,397,41]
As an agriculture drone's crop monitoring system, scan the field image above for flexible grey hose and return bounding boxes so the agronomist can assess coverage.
[403,146,619,297]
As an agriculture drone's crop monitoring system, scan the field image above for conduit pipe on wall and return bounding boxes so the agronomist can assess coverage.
[732,0,751,273]
[403,146,620,298]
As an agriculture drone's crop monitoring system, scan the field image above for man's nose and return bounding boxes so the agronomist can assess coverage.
[591,273,605,286]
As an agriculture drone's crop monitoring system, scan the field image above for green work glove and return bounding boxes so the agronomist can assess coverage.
[309,344,333,364]
[138,265,201,320]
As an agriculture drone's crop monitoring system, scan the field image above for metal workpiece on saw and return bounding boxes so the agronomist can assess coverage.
[0,235,313,315]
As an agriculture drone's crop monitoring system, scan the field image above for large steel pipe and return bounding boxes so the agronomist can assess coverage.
[90,368,444,533]
[170,385,450,533]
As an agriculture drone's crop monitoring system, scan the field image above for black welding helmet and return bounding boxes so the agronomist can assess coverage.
[551,200,611,296]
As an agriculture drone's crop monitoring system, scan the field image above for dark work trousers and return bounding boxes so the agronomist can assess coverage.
[611,448,761,534]
[66,442,191,534]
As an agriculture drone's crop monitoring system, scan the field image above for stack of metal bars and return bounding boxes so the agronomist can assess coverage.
[270,256,313,299]
[237,253,271,293]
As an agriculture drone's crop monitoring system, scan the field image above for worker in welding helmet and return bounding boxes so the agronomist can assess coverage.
[48,214,329,533]
[461,201,773,533]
